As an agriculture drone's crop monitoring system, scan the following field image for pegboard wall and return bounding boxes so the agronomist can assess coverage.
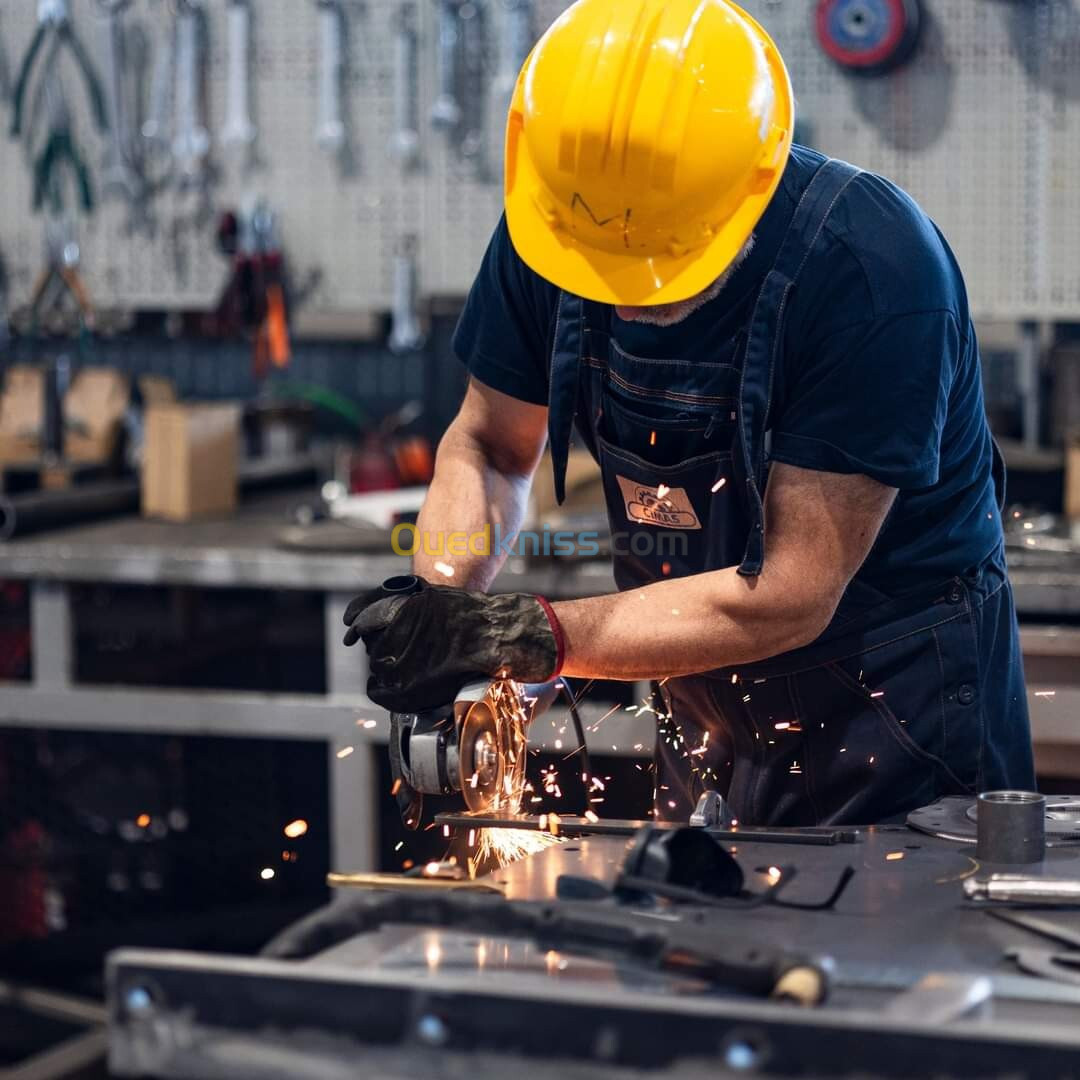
[0,0,1078,322]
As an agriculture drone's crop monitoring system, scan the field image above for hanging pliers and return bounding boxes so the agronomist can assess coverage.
[11,0,107,138]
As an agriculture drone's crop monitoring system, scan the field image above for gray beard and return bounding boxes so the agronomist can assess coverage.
[619,235,757,327]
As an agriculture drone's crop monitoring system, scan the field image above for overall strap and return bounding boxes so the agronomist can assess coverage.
[548,290,585,504]
[737,158,863,577]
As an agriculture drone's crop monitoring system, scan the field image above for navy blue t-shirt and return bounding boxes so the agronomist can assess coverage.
[452,145,1002,595]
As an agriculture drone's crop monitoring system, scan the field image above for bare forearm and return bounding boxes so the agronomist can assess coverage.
[413,427,532,590]
[552,566,831,681]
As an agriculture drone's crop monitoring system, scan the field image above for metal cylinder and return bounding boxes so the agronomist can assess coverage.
[975,790,1046,864]
[964,875,1080,904]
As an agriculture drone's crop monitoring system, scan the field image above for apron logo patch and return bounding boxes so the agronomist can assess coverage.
[616,476,702,531]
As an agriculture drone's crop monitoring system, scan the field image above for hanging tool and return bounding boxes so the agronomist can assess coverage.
[141,2,173,153]
[492,0,531,110]
[389,2,420,169]
[32,71,93,215]
[315,0,345,153]
[221,0,256,153]
[19,216,93,335]
[252,204,291,377]
[214,202,291,378]
[430,0,462,130]
[0,248,10,349]
[172,0,209,185]
[11,0,107,138]
[94,0,145,210]
[815,0,923,76]
[0,11,13,102]
[388,234,424,353]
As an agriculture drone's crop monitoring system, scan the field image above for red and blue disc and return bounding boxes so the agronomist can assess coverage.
[815,0,922,75]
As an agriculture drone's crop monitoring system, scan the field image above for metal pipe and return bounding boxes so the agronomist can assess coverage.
[0,480,139,540]
[0,456,319,540]
[964,874,1080,904]
[976,790,1046,864]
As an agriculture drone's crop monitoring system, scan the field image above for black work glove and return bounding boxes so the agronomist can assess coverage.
[342,579,564,712]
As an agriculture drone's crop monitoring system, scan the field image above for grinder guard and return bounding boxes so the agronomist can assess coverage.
[389,679,560,829]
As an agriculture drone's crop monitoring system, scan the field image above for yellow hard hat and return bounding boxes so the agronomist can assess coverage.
[504,0,793,306]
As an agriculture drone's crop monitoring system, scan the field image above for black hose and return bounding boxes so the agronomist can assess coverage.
[559,677,594,815]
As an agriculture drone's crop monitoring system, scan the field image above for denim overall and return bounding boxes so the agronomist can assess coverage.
[547,160,1034,826]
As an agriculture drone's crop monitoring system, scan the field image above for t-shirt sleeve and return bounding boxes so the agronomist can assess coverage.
[451,215,554,406]
[770,310,960,490]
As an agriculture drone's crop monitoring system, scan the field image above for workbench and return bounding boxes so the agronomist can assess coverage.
[1,495,1078,874]
[106,822,1080,1078]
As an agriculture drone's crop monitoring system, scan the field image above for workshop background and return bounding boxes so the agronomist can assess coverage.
[2,0,1080,1074]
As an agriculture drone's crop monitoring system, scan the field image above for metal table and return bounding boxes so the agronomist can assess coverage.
[107,824,1080,1078]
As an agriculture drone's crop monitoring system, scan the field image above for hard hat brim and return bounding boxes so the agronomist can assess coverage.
[506,158,784,307]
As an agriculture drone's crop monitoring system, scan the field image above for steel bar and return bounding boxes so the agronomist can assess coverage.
[435,812,861,845]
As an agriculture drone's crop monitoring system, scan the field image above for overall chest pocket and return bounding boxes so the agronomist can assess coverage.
[594,339,743,469]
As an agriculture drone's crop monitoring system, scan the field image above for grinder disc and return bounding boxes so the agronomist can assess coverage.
[815,0,922,76]
[458,681,530,814]
[907,795,1080,847]
[459,699,504,813]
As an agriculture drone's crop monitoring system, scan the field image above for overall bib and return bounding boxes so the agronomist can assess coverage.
[546,160,1034,826]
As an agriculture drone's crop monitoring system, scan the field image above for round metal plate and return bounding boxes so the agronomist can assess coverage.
[907,795,1080,846]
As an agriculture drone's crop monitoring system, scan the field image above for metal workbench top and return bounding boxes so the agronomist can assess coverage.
[0,494,617,599]
[0,493,1078,613]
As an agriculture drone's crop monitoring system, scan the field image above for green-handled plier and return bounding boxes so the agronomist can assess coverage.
[11,0,107,137]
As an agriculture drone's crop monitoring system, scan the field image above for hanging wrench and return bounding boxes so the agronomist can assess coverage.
[95,0,143,205]
[388,235,424,354]
[457,0,486,165]
[172,0,210,184]
[315,0,345,153]
[493,0,531,105]
[0,11,12,102]
[430,0,462,131]
[221,0,256,151]
[389,3,420,169]
[141,1,173,151]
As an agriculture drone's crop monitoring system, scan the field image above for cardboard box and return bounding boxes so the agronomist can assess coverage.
[0,366,44,464]
[142,403,240,521]
[1067,433,1080,524]
[0,365,133,468]
[64,367,130,463]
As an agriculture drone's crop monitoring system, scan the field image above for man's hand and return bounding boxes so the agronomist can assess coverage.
[343,580,564,712]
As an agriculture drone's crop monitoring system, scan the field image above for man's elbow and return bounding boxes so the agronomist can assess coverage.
[758,581,843,657]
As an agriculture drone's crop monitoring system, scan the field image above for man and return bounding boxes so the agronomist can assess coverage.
[345,0,1034,826]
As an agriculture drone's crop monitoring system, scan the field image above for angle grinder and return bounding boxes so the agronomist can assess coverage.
[368,576,560,828]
